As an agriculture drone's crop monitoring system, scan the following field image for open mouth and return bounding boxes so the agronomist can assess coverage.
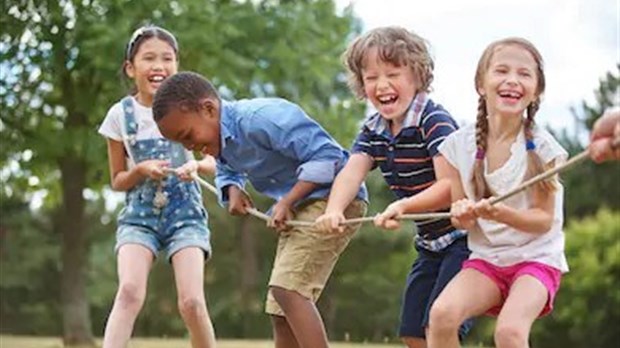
[148,74,166,84]
[498,90,522,102]
[377,94,398,105]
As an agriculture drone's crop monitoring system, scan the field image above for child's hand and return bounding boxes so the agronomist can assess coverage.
[228,186,253,215]
[374,200,405,230]
[174,160,199,181]
[137,160,170,180]
[269,200,293,232]
[315,211,346,234]
[473,198,506,222]
[450,199,477,231]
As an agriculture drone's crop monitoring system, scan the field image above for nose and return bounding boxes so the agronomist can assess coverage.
[505,72,518,85]
[376,75,390,91]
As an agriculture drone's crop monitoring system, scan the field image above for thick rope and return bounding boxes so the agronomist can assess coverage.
[189,136,619,228]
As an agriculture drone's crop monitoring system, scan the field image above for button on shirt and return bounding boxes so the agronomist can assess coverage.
[215,98,368,205]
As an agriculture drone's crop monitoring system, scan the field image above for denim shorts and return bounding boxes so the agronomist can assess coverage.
[116,181,212,262]
[399,236,473,340]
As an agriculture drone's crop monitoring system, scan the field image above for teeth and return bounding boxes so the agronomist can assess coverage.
[150,75,165,82]
[499,91,521,98]
[378,95,397,103]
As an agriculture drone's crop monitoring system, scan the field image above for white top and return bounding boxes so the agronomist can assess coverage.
[439,123,569,272]
[98,96,164,142]
[98,96,193,166]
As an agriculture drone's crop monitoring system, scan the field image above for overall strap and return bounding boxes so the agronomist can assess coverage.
[120,96,139,166]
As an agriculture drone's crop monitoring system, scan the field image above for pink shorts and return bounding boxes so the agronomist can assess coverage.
[463,259,562,317]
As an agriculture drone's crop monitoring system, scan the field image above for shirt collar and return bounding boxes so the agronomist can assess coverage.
[363,92,429,134]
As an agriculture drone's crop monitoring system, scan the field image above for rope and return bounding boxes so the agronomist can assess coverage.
[187,135,619,228]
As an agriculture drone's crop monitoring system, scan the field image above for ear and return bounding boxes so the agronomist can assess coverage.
[124,61,135,79]
[477,85,485,97]
[200,98,220,119]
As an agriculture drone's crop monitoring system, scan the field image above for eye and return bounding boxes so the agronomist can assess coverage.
[387,72,400,78]
[363,75,378,82]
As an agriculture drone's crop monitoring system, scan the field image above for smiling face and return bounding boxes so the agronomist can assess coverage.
[156,98,222,157]
[361,47,419,123]
[477,44,541,118]
[125,37,178,106]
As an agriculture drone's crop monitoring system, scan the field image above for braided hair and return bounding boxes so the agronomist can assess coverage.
[471,37,556,200]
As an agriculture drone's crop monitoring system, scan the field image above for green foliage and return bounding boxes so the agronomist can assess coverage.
[1,0,618,344]
[556,64,620,218]
[531,209,620,348]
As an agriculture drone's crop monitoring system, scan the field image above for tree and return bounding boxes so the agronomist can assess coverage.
[1,0,361,344]
[556,65,620,218]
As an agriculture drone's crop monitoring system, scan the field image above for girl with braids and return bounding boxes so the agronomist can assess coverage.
[98,25,216,348]
[428,37,568,348]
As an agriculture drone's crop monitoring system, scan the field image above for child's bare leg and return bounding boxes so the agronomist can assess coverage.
[172,247,216,348]
[103,244,154,348]
[494,276,546,348]
[271,314,300,348]
[271,286,328,348]
[428,268,501,348]
[402,336,426,348]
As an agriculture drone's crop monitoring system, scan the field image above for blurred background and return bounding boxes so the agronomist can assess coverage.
[0,0,618,347]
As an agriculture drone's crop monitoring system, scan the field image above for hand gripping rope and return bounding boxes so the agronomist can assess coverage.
[190,136,620,228]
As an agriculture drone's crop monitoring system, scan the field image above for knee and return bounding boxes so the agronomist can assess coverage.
[494,323,528,348]
[115,282,146,312]
[428,300,462,335]
[178,296,207,321]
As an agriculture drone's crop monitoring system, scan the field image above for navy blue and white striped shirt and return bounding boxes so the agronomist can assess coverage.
[352,94,466,251]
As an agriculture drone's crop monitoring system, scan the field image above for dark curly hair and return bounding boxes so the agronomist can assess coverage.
[153,71,220,122]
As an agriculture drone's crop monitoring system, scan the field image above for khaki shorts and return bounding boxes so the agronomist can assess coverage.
[265,199,367,316]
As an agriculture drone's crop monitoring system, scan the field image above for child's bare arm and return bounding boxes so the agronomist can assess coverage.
[107,139,168,191]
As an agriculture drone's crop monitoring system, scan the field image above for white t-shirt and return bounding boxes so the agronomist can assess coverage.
[439,123,569,272]
[98,96,193,166]
[98,96,164,142]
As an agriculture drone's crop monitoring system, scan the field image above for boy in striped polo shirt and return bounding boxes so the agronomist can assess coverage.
[315,26,472,347]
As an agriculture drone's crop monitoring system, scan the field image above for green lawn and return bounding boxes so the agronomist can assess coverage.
[0,335,403,348]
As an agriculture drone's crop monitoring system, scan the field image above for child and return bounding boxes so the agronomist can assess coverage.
[428,37,569,348]
[590,107,620,163]
[152,71,368,348]
[315,26,472,347]
[97,26,216,348]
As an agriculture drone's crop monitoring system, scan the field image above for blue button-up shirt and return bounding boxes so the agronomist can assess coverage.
[215,98,368,207]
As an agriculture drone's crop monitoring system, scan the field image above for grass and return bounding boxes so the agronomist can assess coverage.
[0,335,403,348]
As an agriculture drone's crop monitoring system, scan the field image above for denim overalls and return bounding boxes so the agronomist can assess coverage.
[115,97,212,261]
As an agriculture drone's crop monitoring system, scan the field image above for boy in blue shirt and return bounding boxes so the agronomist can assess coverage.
[315,26,472,347]
[153,71,367,348]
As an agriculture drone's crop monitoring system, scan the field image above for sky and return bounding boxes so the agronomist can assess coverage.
[334,0,619,136]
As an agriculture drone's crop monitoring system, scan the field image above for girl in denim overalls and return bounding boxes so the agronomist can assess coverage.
[97,25,216,348]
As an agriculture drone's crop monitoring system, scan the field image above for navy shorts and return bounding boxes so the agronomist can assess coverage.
[399,236,473,340]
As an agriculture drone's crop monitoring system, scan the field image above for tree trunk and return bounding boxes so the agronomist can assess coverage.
[59,156,95,346]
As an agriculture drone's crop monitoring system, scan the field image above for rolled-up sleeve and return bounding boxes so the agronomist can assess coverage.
[296,160,337,184]
[244,100,345,185]
[214,160,247,206]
